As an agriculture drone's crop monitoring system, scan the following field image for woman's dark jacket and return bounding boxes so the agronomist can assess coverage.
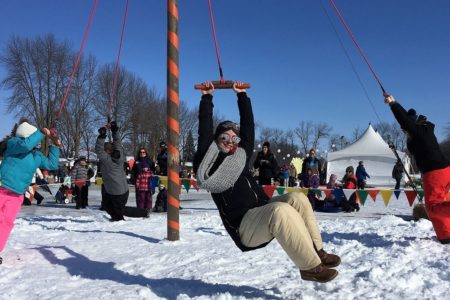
[253,150,278,182]
[193,93,271,252]
[389,102,450,174]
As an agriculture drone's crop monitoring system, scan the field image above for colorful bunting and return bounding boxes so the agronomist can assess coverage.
[251,185,430,208]
[181,179,191,192]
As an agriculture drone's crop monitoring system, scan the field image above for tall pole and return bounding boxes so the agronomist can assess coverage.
[167,0,180,241]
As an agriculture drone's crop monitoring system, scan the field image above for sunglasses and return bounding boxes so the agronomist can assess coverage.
[219,133,241,144]
[139,151,146,154]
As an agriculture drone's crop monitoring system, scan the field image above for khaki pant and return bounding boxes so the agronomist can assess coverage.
[239,192,323,270]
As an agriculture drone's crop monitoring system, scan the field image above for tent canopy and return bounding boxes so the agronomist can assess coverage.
[326,125,410,187]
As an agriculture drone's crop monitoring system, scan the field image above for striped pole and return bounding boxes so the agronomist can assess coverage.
[167,0,180,241]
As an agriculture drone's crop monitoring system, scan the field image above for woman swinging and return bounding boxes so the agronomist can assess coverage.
[193,82,340,283]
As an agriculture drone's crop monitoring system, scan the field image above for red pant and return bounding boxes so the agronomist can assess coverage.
[0,187,24,252]
[423,166,450,241]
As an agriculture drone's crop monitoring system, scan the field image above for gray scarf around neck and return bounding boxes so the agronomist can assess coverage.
[196,142,246,193]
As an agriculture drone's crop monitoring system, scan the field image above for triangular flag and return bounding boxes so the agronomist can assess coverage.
[313,189,322,199]
[323,189,332,199]
[343,189,355,201]
[417,190,425,201]
[356,190,368,206]
[181,178,191,192]
[300,188,309,196]
[332,189,345,204]
[367,190,379,201]
[380,190,393,206]
[404,190,416,207]
[286,187,296,193]
[190,179,199,191]
[276,187,285,195]
[393,190,401,199]
[262,185,276,198]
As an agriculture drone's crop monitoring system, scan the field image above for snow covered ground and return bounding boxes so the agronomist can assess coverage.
[1,185,449,300]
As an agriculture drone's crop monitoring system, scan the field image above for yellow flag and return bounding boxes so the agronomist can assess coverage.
[380,190,393,206]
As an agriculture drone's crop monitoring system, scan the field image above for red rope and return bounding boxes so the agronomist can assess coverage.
[328,0,388,96]
[56,0,99,120]
[207,0,225,83]
[108,0,130,119]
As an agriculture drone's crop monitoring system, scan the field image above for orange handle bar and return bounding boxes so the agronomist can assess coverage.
[194,80,251,90]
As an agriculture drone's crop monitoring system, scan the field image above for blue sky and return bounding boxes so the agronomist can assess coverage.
[1,0,449,145]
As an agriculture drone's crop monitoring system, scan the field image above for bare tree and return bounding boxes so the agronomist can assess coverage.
[352,126,363,142]
[0,34,72,147]
[294,121,332,154]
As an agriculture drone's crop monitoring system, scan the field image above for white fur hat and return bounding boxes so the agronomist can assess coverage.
[16,122,38,138]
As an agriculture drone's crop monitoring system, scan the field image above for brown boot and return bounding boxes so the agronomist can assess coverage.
[317,249,341,268]
[300,263,338,283]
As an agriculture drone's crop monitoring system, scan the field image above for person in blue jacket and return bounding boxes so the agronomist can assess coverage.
[0,119,61,264]
[355,161,370,189]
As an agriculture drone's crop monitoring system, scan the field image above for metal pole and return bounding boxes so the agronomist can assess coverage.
[167,0,180,240]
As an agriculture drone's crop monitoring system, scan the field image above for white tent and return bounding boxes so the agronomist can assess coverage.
[326,125,410,187]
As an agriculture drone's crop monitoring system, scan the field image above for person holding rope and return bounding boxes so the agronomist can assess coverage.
[193,82,340,283]
[384,95,450,244]
[95,121,150,221]
[0,118,61,264]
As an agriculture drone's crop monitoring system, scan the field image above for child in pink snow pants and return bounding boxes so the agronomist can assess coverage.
[0,119,61,262]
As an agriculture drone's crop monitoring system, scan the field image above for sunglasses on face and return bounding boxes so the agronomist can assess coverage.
[219,133,241,144]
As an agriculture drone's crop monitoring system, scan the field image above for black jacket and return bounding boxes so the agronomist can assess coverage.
[253,151,278,181]
[157,149,168,175]
[390,102,450,174]
[193,93,271,252]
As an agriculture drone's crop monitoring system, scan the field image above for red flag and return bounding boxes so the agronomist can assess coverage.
[367,190,379,201]
[262,185,276,198]
[404,190,417,207]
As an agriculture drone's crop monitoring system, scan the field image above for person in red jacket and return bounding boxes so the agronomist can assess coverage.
[340,166,360,212]
[385,95,450,244]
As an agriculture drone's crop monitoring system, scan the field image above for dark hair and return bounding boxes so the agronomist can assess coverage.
[345,166,354,173]
[262,141,270,148]
[135,147,148,159]
[214,121,240,140]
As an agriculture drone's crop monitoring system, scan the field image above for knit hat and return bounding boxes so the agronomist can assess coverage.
[214,121,240,140]
[16,122,38,138]
[407,108,418,121]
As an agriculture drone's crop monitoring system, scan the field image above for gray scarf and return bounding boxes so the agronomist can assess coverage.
[196,142,246,193]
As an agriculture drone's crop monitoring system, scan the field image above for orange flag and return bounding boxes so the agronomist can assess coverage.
[367,189,379,202]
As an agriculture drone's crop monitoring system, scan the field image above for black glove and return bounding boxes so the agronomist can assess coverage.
[98,127,107,138]
[110,121,119,133]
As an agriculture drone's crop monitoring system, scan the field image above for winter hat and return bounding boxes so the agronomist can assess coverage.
[262,141,270,148]
[407,108,418,121]
[214,121,240,140]
[16,122,38,138]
